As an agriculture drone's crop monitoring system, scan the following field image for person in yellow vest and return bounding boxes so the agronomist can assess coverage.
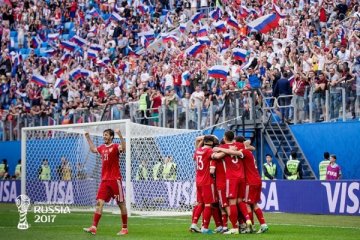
[163,156,177,181]
[152,158,164,180]
[284,151,303,180]
[136,160,149,180]
[262,154,277,180]
[138,88,150,125]
[319,152,330,180]
[62,160,72,181]
[0,159,9,180]
[15,159,21,180]
[39,159,51,181]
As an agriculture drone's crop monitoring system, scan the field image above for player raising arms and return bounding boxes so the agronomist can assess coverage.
[212,131,252,234]
[190,135,217,234]
[83,129,128,236]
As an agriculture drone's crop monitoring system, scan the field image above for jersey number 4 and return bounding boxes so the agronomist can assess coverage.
[196,156,204,170]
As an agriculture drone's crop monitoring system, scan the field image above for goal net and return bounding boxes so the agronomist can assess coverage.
[21,120,202,216]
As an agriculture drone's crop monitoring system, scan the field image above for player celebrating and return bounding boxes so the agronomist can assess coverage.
[212,131,251,235]
[190,135,217,234]
[215,140,269,234]
[83,129,128,236]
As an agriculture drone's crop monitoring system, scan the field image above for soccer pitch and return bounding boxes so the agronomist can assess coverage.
[1,204,359,240]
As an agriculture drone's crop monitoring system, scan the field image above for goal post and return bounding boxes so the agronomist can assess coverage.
[21,119,202,216]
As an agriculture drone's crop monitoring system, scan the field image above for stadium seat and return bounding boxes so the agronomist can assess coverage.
[19,48,30,55]
[41,42,49,48]
[61,34,70,40]
[34,48,41,56]
[64,22,74,31]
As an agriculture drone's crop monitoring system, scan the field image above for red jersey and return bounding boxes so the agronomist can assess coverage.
[97,143,122,180]
[242,149,261,185]
[220,143,245,180]
[194,146,214,186]
[211,159,226,188]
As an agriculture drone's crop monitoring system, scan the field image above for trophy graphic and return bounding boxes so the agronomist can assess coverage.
[15,195,31,230]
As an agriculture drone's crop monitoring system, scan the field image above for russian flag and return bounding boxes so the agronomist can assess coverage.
[209,7,221,21]
[208,65,229,80]
[80,69,92,78]
[89,44,103,52]
[179,23,186,33]
[69,68,82,80]
[61,53,71,63]
[141,36,150,48]
[232,48,247,61]
[60,41,76,51]
[31,36,42,48]
[48,33,59,41]
[227,15,240,30]
[137,4,148,15]
[181,71,190,85]
[89,25,97,34]
[87,49,98,59]
[71,35,87,47]
[31,74,48,86]
[273,3,286,18]
[247,14,280,34]
[128,46,139,58]
[197,27,208,37]
[223,34,230,47]
[96,59,108,68]
[162,35,179,44]
[141,30,155,42]
[89,8,99,17]
[45,49,57,57]
[198,36,211,46]
[213,21,227,33]
[185,42,206,57]
[53,68,64,77]
[191,12,204,24]
[110,12,125,22]
[54,78,66,88]
[239,6,250,18]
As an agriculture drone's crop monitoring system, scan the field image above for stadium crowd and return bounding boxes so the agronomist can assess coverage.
[0,0,359,140]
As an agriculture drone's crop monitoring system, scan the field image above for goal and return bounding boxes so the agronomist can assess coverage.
[21,120,202,216]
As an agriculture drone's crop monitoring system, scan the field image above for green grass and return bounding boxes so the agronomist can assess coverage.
[1,203,359,240]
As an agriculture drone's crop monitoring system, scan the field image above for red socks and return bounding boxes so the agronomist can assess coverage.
[121,214,128,229]
[192,204,204,224]
[238,201,250,221]
[212,206,222,227]
[92,213,101,227]
[202,206,212,229]
[254,208,266,225]
[229,204,238,228]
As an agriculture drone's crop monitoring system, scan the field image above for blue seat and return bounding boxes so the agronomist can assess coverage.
[34,48,41,56]
[41,42,48,48]
[19,48,30,54]
[64,22,74,30]
[61,34,70,40]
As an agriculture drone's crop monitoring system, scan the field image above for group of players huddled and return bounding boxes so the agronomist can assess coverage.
[190,131,268,234]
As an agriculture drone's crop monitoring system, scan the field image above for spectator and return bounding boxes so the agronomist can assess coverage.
[274,72,292,123]
[39,159,51,181]
[284,151,303,180]
[152,158,164,181]
[0,159,9,179]
[319,152,330,180]
[136,160,148,181]
[326,154,342,180]
[163,155,177,181]
[262,154,277,180]
[14,159,21,180]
